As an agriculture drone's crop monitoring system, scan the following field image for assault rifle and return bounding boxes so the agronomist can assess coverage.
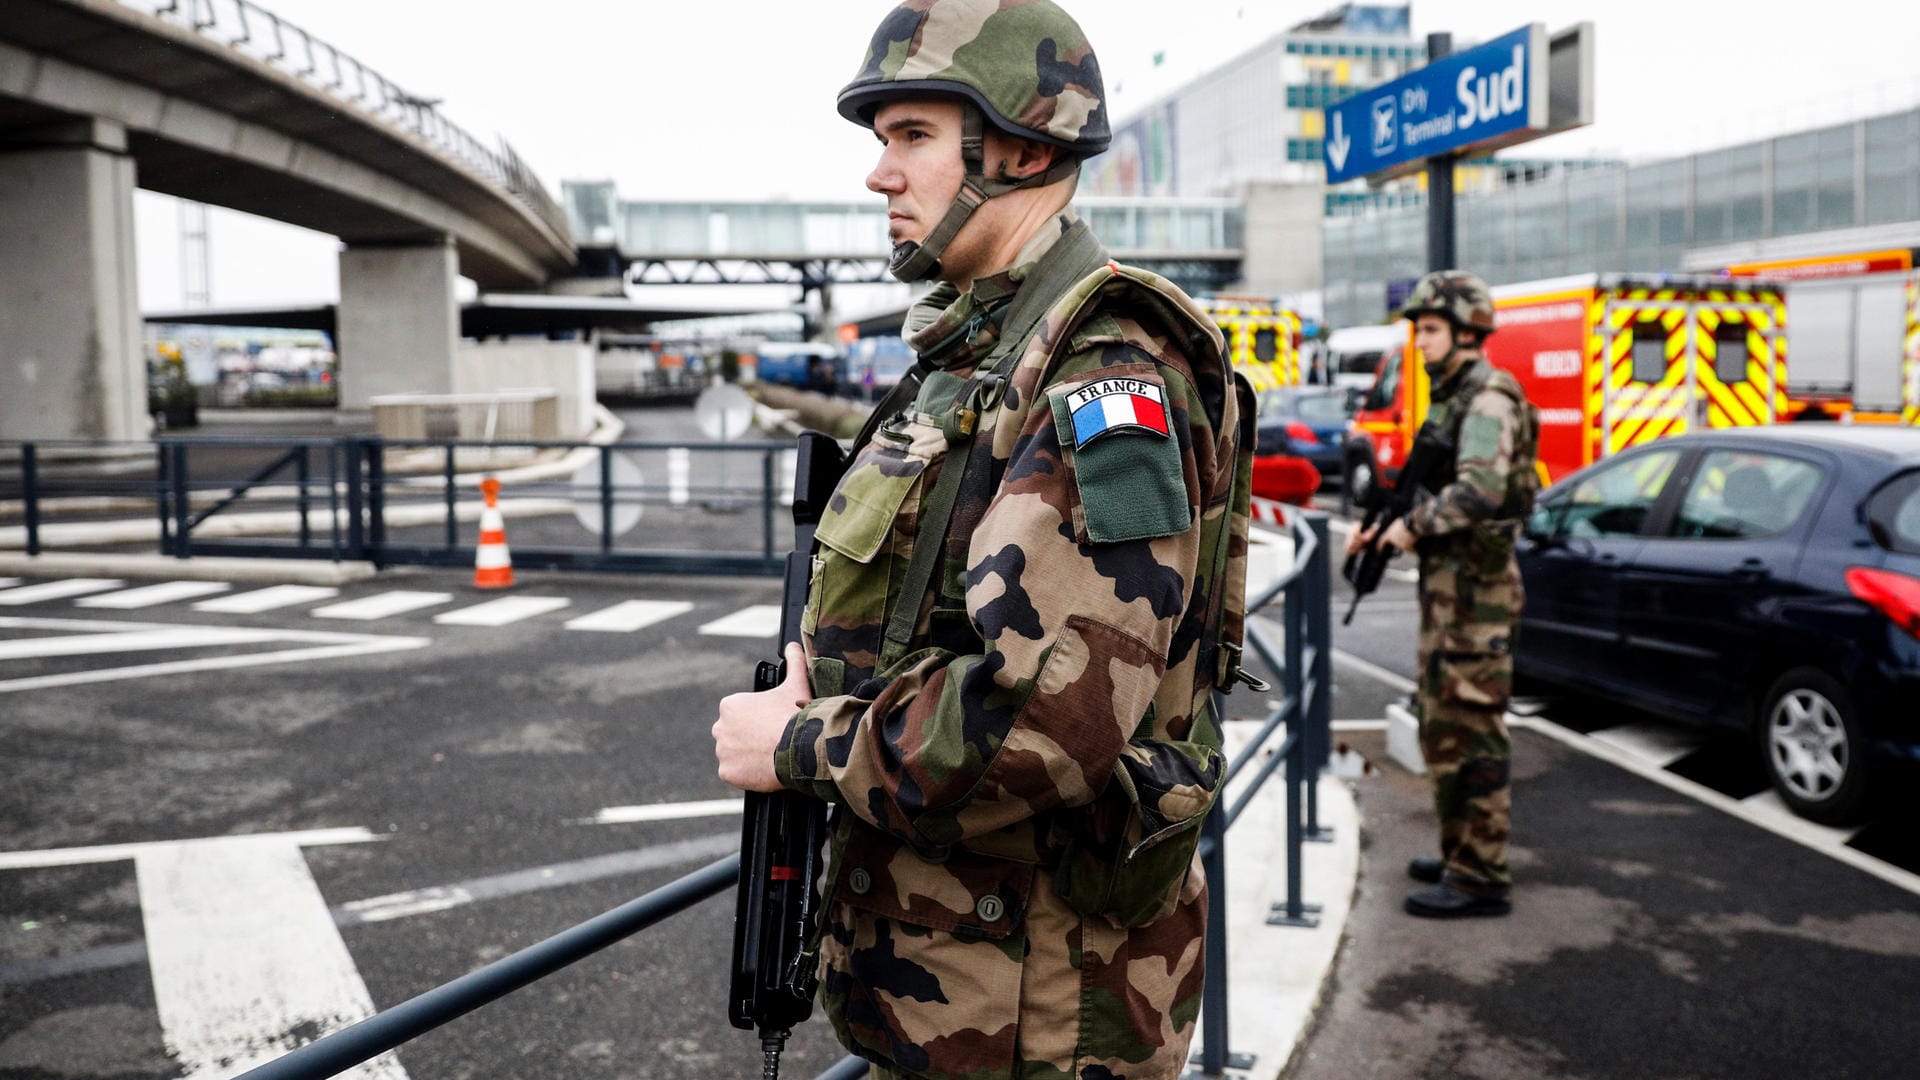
[728,430,846,1079]
[1341,424,1453,626]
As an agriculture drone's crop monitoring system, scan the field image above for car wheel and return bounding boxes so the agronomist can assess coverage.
[1758,668,1868,825]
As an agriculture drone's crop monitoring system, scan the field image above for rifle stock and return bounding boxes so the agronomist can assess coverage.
[1341,426,1452,625]
[728,431,846,1074]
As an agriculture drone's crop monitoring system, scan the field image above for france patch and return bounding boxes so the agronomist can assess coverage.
[1064,377,1170,448]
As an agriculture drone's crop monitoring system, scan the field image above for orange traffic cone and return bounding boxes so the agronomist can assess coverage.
[474,476,513,589]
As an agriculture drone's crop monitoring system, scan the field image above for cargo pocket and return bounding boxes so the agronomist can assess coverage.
[1046,365,1193,544]
[1435,622,1515,711]
[820,824,1029,1076]
[1053,736,1224,928]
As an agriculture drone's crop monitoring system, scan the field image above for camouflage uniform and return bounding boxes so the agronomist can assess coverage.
[775,203,1248,1078]
[1401,273,1540,896]
[771,9,1253,1074]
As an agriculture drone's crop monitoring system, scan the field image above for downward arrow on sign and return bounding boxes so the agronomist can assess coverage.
[1327,111,1351,173]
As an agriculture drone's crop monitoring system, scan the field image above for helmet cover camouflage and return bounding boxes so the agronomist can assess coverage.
[1402,270,1497,336]
[839,0,1111,157]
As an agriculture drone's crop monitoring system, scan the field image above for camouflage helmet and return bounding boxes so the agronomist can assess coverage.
[838,0,1111,157]
[1402,270,1497,336]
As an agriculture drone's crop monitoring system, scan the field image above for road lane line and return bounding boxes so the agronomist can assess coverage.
[137,837,407,1079]
[0,579,125,605]
[76,581,232,609]
[433,596,571,627]
[1513,715,1920,899]
[194,585,340,614]
[0,626,280,661]
[1331,648,1417,694]
[697,605,780,638]
[1590,721,1707,770]
[0,578,18,589]
[1739,789,1863,845]
[585,798,744,825]
[312,591,453,620]
[565,599,694,633]
[0,827,380,870]
[0,618,431,694]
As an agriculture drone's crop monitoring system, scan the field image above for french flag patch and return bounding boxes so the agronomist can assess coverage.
[1065,377,1170,448]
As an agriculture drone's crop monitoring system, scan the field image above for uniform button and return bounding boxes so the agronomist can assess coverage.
[848,868,872,895]
[975,894,1005,923]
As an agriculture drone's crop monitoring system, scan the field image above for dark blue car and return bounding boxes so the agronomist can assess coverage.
[1255,386,1350,484]
[1516,426,1920,824]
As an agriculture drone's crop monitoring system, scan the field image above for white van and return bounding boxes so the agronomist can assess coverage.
[1325,323,1409,392]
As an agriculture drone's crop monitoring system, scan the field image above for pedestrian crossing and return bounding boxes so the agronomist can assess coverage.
[0,577,781,637]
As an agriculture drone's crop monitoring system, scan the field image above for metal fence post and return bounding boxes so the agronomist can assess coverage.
[21,443,40,557]
[443,444,458,552]
[344,440,365,560]
[296,446,312,550]
[365,440,387,569]
[1304,512,1335,842]
[156,443,172,551]
[171,443,192,560]
[599,445,614,556]
[762,449,777,564]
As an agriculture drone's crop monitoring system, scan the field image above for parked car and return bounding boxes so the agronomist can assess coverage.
[1514,426,1920,824]
[1255,386,1350,485]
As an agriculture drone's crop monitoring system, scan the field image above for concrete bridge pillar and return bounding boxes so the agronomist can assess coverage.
[336,239,460,411]
[0,119,148,442]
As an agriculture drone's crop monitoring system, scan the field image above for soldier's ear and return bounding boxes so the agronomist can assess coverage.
[996,134,1057,181]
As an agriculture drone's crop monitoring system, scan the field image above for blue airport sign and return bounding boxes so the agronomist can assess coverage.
[1323,23,1549,185]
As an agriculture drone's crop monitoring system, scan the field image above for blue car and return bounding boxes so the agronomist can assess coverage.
[1516,426,1920,824]
[1255,386,1351,485]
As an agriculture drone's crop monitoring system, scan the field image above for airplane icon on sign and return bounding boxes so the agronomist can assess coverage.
[1371,97,1397,155]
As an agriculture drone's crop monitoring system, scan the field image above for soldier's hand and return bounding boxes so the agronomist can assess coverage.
[713,642,812,793]
[1345,523,1376,558]
[1381,518,1418,554]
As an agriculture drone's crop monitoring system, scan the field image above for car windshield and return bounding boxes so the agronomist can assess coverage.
[1260,390,1349,423]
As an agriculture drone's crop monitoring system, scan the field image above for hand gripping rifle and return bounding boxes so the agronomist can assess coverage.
[1341,424,1453,626]
[729,430,846,1080]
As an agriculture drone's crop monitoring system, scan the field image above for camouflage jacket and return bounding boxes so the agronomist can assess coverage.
[773,215,1246,1079]
[1406,355,1539,545]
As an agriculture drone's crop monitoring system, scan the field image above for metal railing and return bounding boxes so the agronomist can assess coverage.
[5,439,1334,1080]
[122,0,571,246]
[2,437,800,577]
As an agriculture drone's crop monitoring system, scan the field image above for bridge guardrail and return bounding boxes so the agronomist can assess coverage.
[129,0,571,246]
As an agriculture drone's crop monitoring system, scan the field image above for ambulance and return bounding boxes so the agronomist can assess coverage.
[1197,296,1303,392]
[1720,250,1920,425]
[1343,273,1789,492]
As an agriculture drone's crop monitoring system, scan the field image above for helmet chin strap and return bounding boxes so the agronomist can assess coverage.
[888,105,1081,284]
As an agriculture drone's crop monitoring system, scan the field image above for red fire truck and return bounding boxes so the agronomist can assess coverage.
[1342,273,1789,491]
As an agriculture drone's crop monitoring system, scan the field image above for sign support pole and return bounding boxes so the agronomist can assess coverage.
[1424,32,1457,272]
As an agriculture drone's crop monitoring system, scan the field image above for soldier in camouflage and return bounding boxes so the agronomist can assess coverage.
[1345,270,1539,919]
[712,2,1257,1076]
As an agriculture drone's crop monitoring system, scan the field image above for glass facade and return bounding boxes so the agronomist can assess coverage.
[1321,106,1920,328]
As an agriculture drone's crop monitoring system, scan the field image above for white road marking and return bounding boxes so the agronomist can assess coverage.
[668,446,691,507]
[1386,567,1420,583]
[135,836,406,1080]
[0,625,278,662]
[1739,788,1864,844]
[698,605,781,638]
[564,599,694,633]
[1513,714,1920,899]
[0,826,379,870]
[0,616,430,694]
[0,577,19,589]
[1589,721,1706,769]
[1331,719,1391,731]
[312,590,453,620]
[194,584,340,613]
[586,798,745,825]
[75,581,232,609]
[0,578,125,605]
[433,596,571,627]
[1332,648,1417,694]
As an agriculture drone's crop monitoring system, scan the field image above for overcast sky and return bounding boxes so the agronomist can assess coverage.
[136,0,1920,313]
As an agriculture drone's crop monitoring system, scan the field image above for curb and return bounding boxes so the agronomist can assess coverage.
[0,551,380,585]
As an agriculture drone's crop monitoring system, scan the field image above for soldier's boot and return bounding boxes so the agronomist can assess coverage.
[1405,879,1511,919]
[1406,856,1445,884]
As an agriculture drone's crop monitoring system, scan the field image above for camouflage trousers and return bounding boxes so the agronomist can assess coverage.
[1414,548,1518,893]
